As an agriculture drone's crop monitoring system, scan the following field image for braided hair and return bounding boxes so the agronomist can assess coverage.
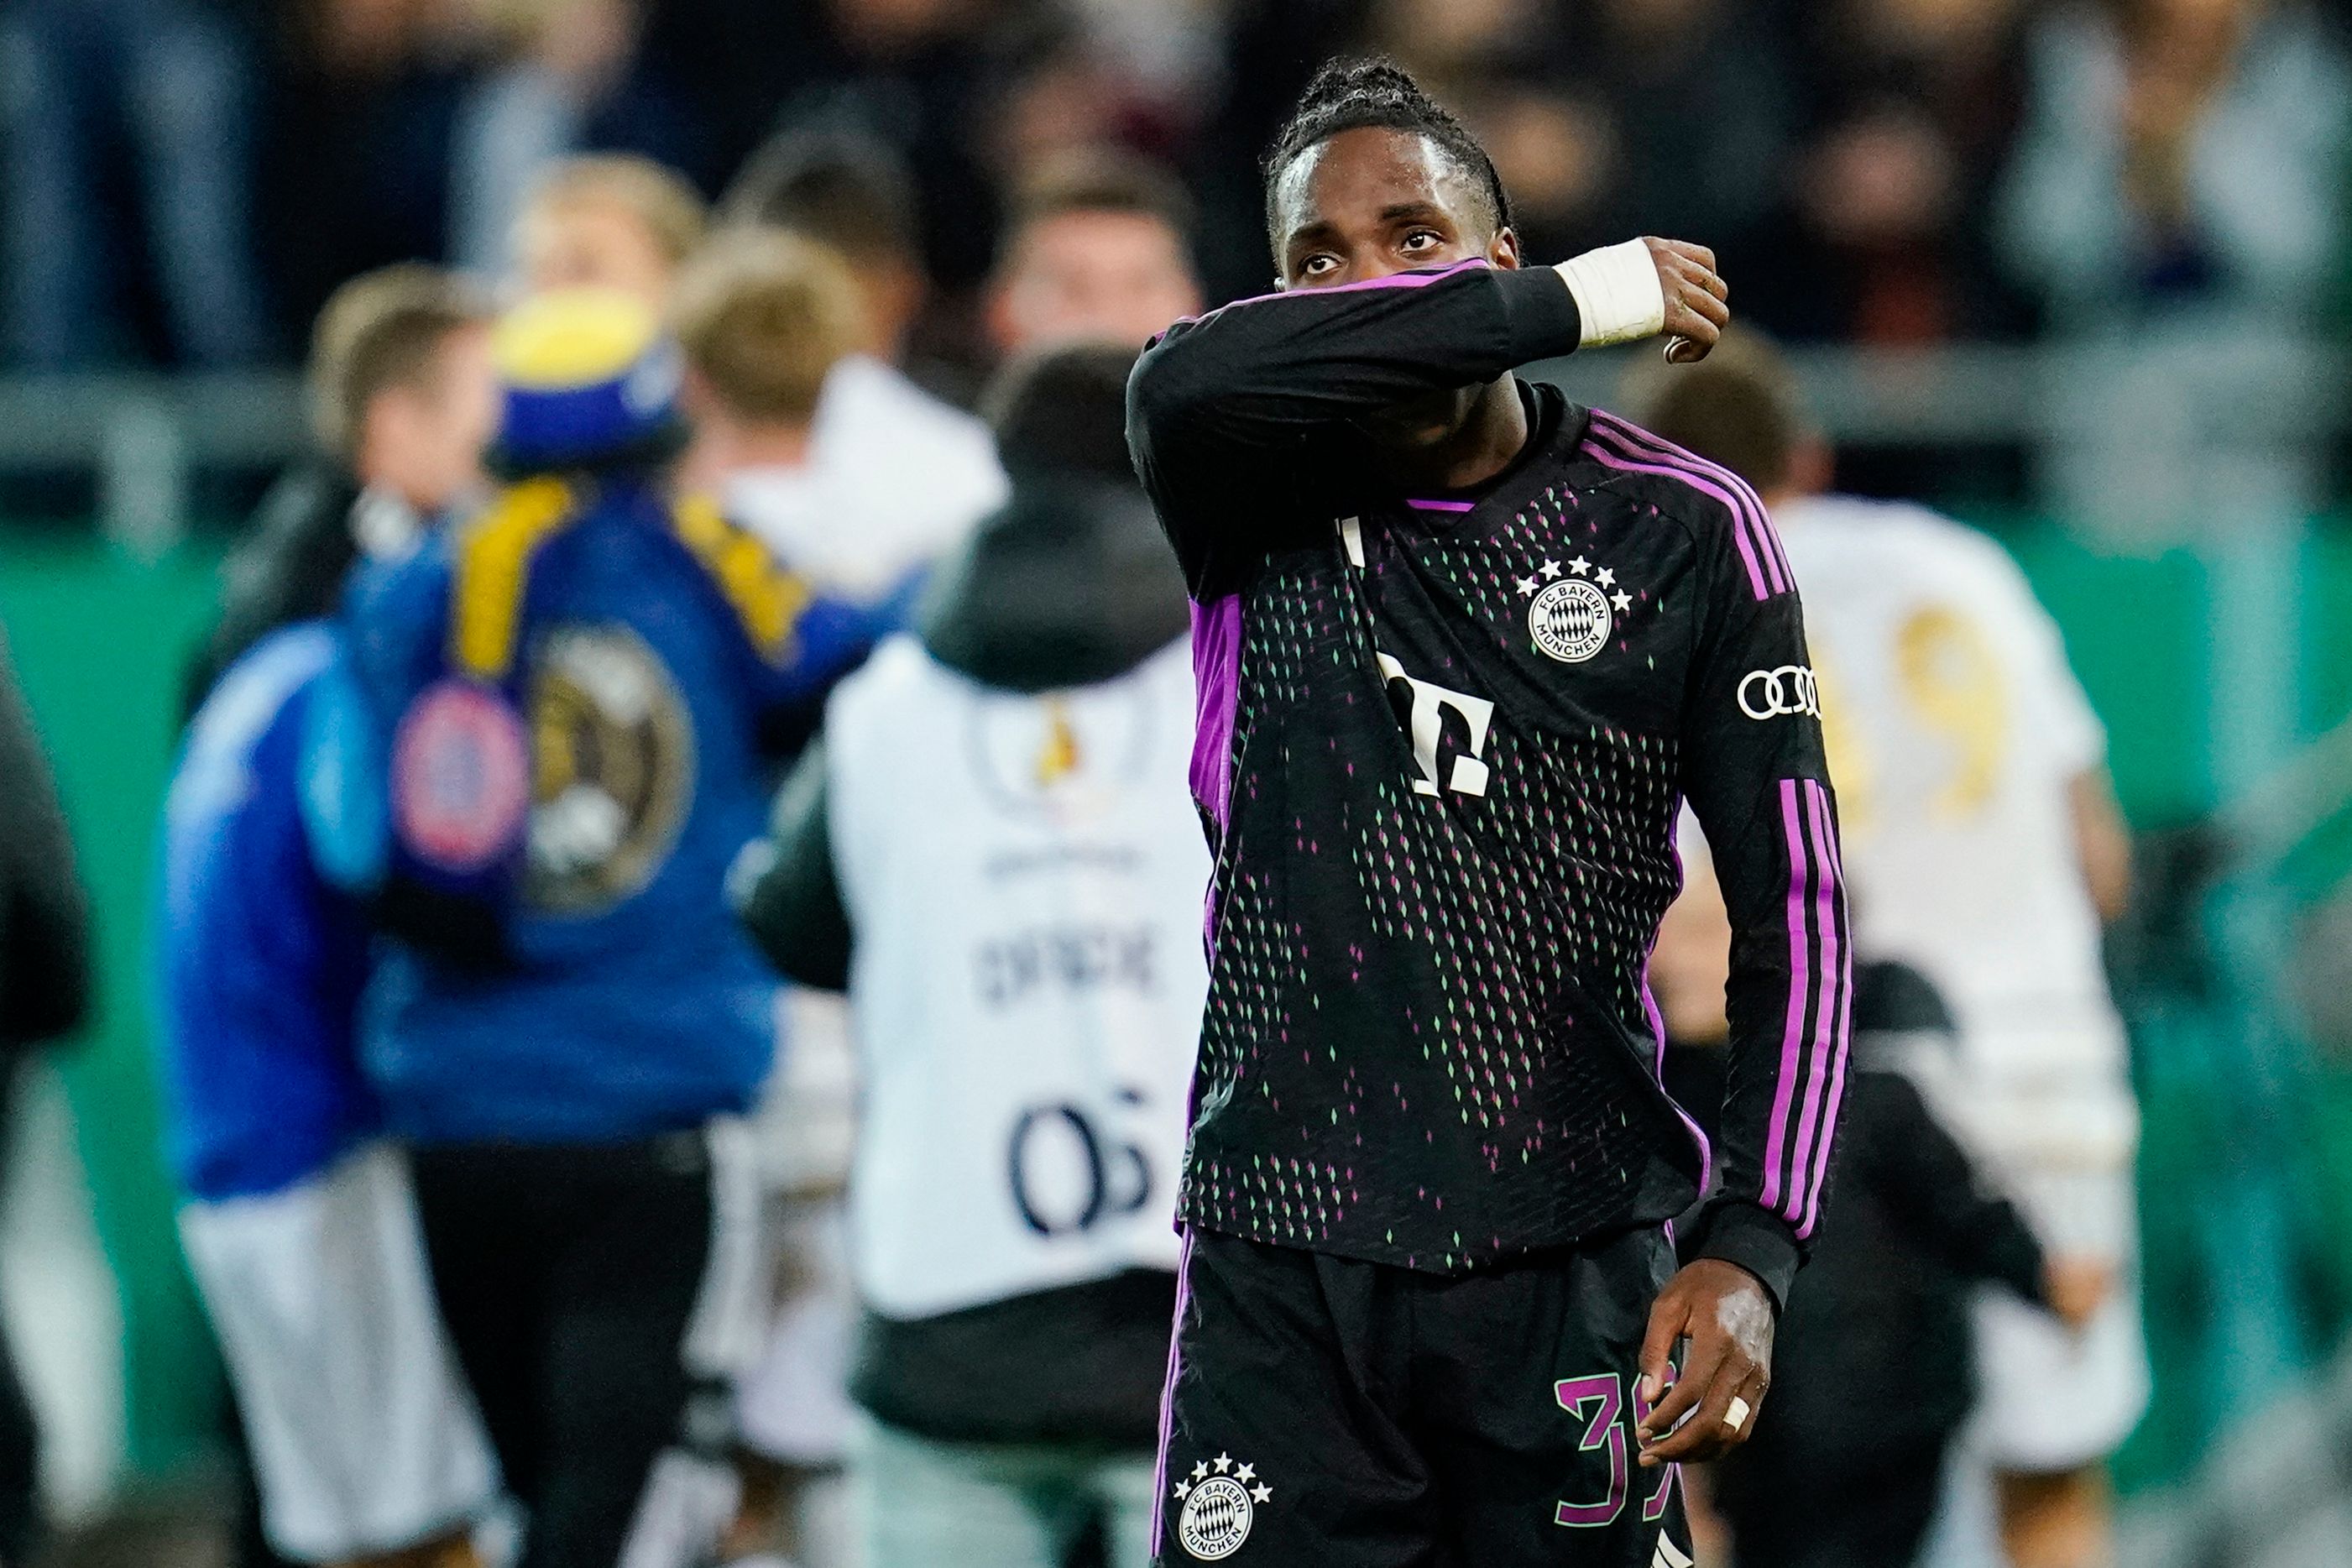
[1262,59,1512,244]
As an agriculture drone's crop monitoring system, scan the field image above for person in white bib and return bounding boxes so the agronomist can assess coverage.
[733,343,1204,1568]
[1629,332,2143,1568]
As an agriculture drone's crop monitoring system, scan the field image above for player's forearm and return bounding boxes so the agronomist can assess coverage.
[1126,260,1583,453]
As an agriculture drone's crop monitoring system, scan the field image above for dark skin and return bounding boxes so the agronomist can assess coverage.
[1272,125,1769,1468]
[1270,124,1732,496]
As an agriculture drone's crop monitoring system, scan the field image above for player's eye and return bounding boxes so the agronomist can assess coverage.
[1400,229,1443,253]
[1299,253,1341,278]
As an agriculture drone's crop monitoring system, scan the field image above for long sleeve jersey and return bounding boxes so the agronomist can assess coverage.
[1126,259,1851,1304]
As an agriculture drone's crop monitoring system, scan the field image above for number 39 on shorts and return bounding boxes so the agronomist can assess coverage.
[1554,1369,1681,1530]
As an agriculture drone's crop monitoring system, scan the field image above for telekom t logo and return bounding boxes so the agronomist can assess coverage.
[1375,651,1493,799]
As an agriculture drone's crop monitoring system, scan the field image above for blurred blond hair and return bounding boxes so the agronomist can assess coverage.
[308,264,489,459]
[523,154,708,269]
[672,231,865,425]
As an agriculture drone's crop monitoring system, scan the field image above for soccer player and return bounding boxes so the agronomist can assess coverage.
[734,343,1204,1568]
[1126,61,1847,1566]
[160,624,497,1568]
[1628,332,2140,1568]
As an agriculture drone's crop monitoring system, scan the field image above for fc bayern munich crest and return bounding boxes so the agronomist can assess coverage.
[1175,1453,1271,1560]
[1518,554,1637,664]
[391,678,531,871]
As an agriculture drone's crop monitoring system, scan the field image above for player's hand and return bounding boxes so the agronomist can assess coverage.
[1643,238,1730,363]
[2042,1255,2114,1333]
[1635,1257,1775,1467]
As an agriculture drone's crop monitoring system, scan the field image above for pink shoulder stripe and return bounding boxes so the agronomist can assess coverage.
[1589,411,1793,593]
[1581,423,1771,601]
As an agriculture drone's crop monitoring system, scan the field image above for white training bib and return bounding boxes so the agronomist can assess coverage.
[828,635,1209,1319]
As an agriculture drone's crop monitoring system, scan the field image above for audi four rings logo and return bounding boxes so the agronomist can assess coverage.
[1738,665,1819,719]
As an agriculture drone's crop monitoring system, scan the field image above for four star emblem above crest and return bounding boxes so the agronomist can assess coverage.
[1175,1451,1275,1508]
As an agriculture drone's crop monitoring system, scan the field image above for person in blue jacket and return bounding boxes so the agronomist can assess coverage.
[158,622,498,1568]
[325,286,878,1568]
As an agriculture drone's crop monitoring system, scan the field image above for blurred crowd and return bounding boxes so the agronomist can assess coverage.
[2,0,2349,383]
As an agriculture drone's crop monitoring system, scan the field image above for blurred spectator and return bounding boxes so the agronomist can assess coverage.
[982,12,1191,201]
[669,229,876,1568]
[514,154,708,305]
[675,234,866,497]
[1995,0,2349,536]
[324,290,893,1568]
[1358,0,1792,276]
[984,150,1204,356]
[183,265,494,718]
[708,0,1015,305]
[0,0,270,367]
[0,629,91,1568]
[160,621,498,1568]
[1560,0,1795,259]
[715,138,1010,585]
[734,342,1200,1568]
[1998,0,2348,326]
[448,0,644,277]
[1745,0,2033,343]
[677,226,1001,604]
[251,0,474,337]
[724,132,931,367]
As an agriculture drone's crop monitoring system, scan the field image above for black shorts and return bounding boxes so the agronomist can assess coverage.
[1152,1226,1693,1567]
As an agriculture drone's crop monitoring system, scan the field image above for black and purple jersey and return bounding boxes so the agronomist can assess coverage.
[1127,260,1850,1304]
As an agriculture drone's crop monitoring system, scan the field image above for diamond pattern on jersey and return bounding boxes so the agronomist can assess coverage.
[1179,505,1695,1270]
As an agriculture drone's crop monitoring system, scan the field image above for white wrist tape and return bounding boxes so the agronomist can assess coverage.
[1555,239,1668,348]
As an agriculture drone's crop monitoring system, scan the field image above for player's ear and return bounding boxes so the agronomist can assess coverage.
[1489,226,1523,270]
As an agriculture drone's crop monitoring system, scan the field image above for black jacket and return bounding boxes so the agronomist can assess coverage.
[0,637,90,1051]
[1697,962,2049,1488]
[180,463,363,720]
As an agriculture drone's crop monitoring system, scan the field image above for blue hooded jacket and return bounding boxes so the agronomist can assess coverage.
[324,471,879,1144]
